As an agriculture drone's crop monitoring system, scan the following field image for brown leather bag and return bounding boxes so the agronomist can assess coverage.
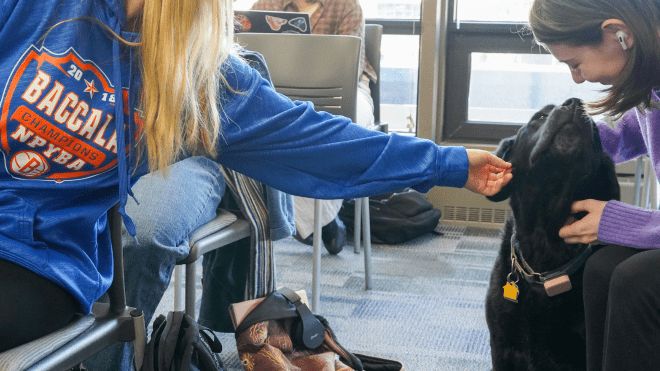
[234,289,404,371]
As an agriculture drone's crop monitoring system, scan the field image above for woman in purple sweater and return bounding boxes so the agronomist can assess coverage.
[529,0,660,370]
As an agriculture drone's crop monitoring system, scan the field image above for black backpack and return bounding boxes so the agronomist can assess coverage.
[338,188,442,245]
[141,311,224,371]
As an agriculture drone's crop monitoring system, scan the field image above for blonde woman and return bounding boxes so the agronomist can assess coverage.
[0,0,511,362]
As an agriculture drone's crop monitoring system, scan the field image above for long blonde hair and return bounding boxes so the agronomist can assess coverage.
[140,0,235,172]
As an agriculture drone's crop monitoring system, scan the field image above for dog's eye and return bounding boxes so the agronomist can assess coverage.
[535,114,547,121]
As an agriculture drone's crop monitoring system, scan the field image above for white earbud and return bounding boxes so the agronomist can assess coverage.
[616,30,628,50]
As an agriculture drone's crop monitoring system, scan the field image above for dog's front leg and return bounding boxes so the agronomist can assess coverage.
[486,296,535,370]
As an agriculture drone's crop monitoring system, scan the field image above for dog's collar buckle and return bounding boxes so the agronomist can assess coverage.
[543,274,572,297]
[510,233,592,297]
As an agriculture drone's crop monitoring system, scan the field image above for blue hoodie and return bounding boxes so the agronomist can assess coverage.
[0,0,469,314]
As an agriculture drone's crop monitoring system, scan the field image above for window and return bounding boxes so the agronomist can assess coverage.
[455,0,531,23]
[442,0,605,144]
[363,0,421,134]
[468,53,603,124]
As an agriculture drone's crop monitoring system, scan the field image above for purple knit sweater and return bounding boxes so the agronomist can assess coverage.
[597,90,660,249]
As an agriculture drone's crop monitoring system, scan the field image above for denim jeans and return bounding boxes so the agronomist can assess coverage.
[85,156,225,371]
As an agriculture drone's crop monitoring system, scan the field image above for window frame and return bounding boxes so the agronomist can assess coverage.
[366,18,423,135]
[441,0,550,144]
[365,19,421,35]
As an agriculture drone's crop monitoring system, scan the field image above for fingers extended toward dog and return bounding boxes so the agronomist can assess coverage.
[563,234,598,244]
[559,221,596,243]
[570,200,589,214]
[486,153,512,170]
[463,150,513,196]
[571,199,607,214]
[466,149,512,170]
[477,174,510,196]
[559,199,607,244]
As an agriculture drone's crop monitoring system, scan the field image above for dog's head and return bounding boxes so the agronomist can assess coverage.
[487,98,620,237]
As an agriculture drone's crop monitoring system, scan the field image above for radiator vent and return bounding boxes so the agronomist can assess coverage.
[468,207,480,222]
[442,206,511,225]
[494,209,510,224]
[455,206,467,221]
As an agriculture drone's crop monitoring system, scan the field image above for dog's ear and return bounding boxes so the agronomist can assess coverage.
[494,136,515,162]
[486,137,515,202]
[486,182,513,202]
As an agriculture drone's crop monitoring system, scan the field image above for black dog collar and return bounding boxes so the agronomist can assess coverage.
[510,233,592,296]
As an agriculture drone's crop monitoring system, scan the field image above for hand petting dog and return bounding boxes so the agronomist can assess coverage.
[560,199,608,244]
[464,149,513,196]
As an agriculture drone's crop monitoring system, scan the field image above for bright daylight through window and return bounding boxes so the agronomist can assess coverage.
[457,0,605,125]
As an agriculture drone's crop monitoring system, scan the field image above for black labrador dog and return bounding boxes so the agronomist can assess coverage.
[485,98,620,371]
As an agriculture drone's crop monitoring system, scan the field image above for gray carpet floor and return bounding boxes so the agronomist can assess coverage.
[153,224,502,370]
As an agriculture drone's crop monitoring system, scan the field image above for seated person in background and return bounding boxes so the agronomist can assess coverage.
[0,1,511,370]
[251,0,377,254]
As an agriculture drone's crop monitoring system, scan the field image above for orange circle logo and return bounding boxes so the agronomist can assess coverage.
[11,150,50,177]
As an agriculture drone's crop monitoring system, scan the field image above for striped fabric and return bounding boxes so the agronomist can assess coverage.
[220,167,276,300]
[0,315,95,370]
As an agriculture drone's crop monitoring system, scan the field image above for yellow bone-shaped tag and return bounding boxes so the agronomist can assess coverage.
[503,281,519,303]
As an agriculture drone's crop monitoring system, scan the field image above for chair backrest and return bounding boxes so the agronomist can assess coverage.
[235,33,362,122]
[364,24,383,124]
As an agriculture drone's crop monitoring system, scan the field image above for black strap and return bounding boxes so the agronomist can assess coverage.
[542,245,592,281]
[511,233,593,284]
[234,292,299,335]
[175,314,198,371]
[158,311,183,370]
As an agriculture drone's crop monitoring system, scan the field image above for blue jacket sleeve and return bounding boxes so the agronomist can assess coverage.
[214,56,469,199]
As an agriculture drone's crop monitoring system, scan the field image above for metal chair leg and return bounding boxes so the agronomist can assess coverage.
[361,197,372,290]
[644,158,653,209]
[185,262,196,319]
[173,265,184,312]
[312,199,322,313]
[131,309,146,371]
[634,156,644,207]
[354,198,362,253]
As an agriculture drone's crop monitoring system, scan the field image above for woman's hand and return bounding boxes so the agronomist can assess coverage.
[559,199,608,244]
[464,149,512,196]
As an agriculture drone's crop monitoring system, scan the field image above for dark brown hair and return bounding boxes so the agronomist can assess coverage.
[528,0,660,116]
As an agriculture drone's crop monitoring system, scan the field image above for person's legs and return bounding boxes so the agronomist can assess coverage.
[583,244,639,371]
[293,196,345,254]
[356,84,375,129]
[84,157,225,371]
[602,248,660,371]
[0,258,79,352]
[293,197,342,240]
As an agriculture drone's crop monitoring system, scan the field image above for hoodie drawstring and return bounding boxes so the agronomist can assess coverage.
[112,37,137,237]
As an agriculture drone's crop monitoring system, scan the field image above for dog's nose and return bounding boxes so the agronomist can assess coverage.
[562,98,582,108]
